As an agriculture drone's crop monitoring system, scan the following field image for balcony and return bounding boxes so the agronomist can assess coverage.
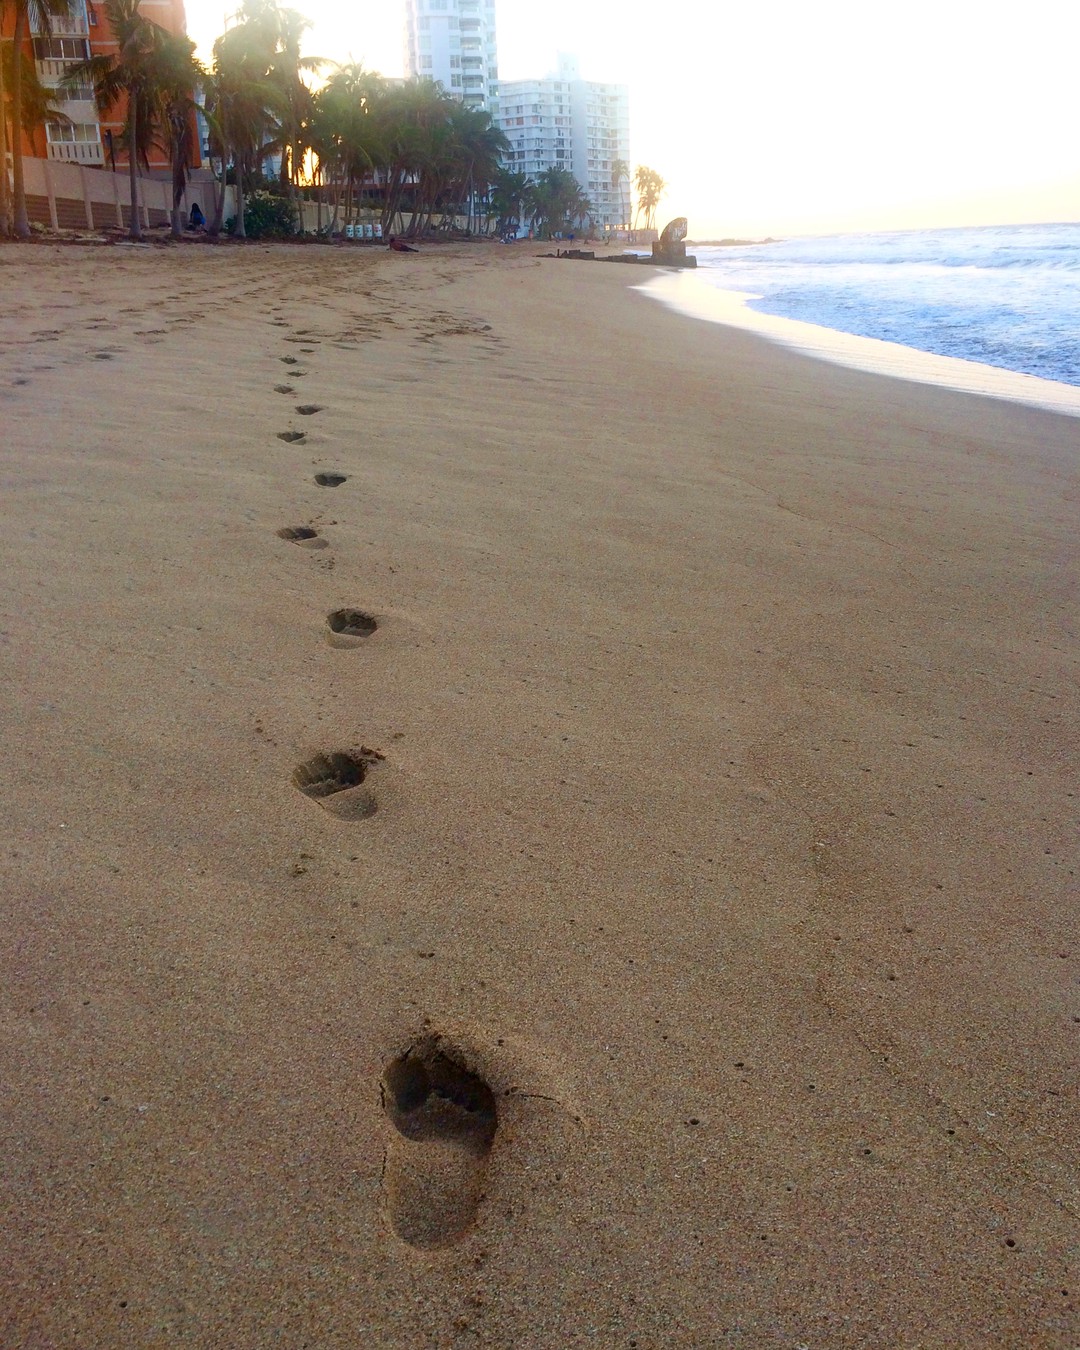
[31,3,89,37]
[45,90,97,114]
[48,141,104,163]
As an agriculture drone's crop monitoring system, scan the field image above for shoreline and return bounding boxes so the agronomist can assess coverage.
[3,242,1077,1346]
[638,265,1080,420]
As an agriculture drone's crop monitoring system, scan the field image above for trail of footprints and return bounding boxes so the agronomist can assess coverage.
[267,308,497,1249]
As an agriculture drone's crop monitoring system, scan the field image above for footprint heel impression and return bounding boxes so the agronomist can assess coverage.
[382,1042,498,1249]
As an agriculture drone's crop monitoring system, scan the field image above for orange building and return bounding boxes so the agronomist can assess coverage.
[14,0,197,173]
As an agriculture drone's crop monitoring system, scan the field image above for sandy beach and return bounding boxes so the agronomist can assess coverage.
[1,238,1077,1348]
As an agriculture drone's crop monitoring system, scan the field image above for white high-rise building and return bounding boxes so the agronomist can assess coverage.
[496,54,631,233]
[403,0,499,113]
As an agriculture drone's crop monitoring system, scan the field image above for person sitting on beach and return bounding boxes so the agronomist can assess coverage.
[188,202,205,231]
[388,236,418,253]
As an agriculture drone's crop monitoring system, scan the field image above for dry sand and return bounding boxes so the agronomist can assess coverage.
[1,238,1077,1348]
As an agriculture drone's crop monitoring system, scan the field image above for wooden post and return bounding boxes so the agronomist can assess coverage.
[43,157,59,231]
[113,169,122,228]
[79,164,93,228]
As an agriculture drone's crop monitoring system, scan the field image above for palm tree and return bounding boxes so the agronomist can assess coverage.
[490,165,528,238]
[633,164,666,233]
[231,0,322,206]
[65,0,168,241]
[3,33,71,233]
[307,61,383,232]
[609,156,629,231]
[572,189,594,236]
[205,25,282,238]
[437,101,507,234]
[373,78,452,237]
[153,29,202,238]
[527,165,580,240]
[309,61,382,231]
[1,30,11,235]
[5,0,74,237]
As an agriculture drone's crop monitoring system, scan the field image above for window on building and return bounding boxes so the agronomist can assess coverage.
[421,55,432,68]
[46,121,99,143]
[33,35,91,60]
[450,55,460,66]
[451,74,462,86]
[418,14,430,26]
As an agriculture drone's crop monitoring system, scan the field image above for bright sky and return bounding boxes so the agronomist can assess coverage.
[183,0,1080,238]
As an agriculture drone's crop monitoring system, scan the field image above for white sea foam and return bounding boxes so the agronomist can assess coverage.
[636,222,1080,419]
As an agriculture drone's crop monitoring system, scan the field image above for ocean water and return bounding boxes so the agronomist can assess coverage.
[640,222,1080,416]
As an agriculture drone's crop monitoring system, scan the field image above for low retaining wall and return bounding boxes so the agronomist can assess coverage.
[18,157,232,232]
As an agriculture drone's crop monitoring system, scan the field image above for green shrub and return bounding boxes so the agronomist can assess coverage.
[228,190,298,239]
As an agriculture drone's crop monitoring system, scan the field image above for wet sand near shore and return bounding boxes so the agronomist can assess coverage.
[1,240,1077,1348]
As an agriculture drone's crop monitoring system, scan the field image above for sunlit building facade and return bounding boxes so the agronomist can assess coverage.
[403,0,499,113]
[12,0,194,171]
[496,54,630,233]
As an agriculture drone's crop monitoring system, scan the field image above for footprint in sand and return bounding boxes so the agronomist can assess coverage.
[296,404,323,416]
[274,384,295,394]
[381,1039,498,1249]
[277,525,327,548]
[314,471,347,487]
[326,608,377,645]
[280,355,299,365]
[277,430,306,443]
[292,747,383,818]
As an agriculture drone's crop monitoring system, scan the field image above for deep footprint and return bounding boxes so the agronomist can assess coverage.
[327,608,377,636]
[277,525,327,548]
[315,471,347,487]
[280,355,299,364]
[296,404,323,416]
[382,1041,498,1249]
[292,747,384,818]
[277,430,306,443]
[274,384,295,394]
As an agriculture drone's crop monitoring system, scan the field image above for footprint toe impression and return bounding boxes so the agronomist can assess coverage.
[277,525,327,548]
[327,608,376,637]
[292,747,383,818]
[382,1042,498,1249]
